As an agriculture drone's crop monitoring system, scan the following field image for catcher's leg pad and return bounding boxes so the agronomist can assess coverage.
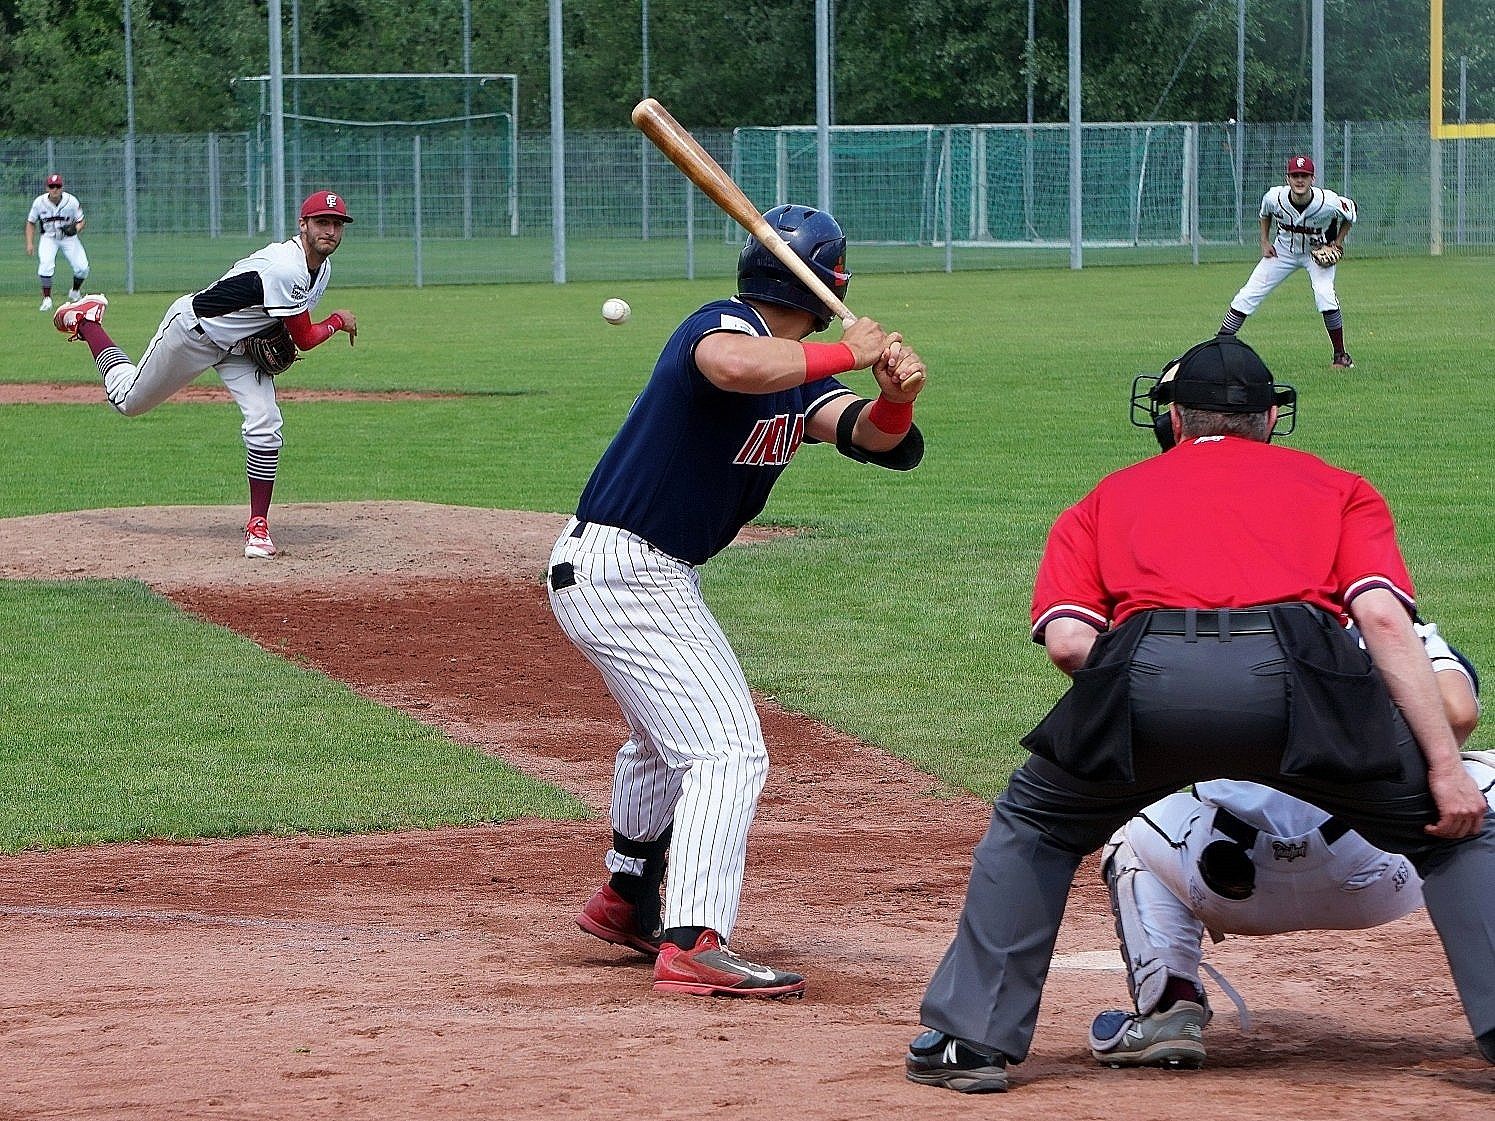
[1103,829,1208,1016]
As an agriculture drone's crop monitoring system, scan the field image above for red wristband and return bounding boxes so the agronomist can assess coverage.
[866,394,913,435]
[801,341,856,383]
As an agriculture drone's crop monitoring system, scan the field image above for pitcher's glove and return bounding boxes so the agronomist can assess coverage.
[243,323,299,379]
[59,221,78,237]
[1311,243,1343,267]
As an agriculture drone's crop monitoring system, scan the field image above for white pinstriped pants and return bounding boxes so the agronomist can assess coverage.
[547,518,768,941]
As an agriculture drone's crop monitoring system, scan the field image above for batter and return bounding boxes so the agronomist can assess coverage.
[549,204,926,999]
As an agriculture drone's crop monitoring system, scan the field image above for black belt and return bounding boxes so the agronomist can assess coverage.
[569,519,588,538]
[1144,608,1276,638]
[1212,804,1351,849]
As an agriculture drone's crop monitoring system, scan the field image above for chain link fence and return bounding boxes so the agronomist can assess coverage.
[4,120,1491,296]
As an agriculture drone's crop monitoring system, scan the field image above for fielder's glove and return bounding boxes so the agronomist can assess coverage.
[1311,243,1343,267]
[59,221,78,237]
[243,323,299,379]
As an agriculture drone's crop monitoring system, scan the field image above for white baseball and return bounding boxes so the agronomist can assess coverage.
[602,297,631,325]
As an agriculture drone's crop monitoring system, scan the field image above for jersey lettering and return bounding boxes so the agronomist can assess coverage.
[733,413,804,466]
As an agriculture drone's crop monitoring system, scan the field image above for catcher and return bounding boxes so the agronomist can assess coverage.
[51,191,358,559]
[1217,155,1357,369]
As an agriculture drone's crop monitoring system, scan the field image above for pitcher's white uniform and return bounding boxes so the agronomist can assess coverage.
[1104,625,1487,1017]
[27,189,90,288]
[100,237,333,455]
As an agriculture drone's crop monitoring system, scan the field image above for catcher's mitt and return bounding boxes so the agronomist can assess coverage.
[1311,243,1343,267]
[243,323,299,379]
[59,221,78,237]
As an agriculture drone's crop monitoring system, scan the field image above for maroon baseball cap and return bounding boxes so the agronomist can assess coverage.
[1286,155,1315,176]
[46,173,63,188]
[299,190,354,223]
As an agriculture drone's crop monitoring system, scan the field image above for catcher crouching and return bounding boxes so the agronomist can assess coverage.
[50,190,358,558]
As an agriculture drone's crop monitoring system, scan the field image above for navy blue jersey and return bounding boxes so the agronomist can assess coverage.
[576,298,852,565]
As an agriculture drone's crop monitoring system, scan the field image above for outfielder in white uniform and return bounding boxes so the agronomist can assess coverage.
[550,204,926,1000]
[49,191,358,559]
[24,173,89,312]
[1219,154,1358,369]
[1090,623,1488,1068]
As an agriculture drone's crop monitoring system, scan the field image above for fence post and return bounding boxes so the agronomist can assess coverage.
[943,129,954,273]
[1430,133,1442,256]
[208,132,221,239]
[686,181,695,281]
[413,134,424,287]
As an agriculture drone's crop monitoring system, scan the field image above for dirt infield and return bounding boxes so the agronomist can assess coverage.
[1,503,1490,1120]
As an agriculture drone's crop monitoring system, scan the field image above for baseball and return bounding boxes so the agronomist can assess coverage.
[602,297,631,325]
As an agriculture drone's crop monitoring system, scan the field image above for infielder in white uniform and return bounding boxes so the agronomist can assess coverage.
[49,191,358,559]
[24,173,89,312]
[1090,622,1488,1068]
[1218,155,1358,369]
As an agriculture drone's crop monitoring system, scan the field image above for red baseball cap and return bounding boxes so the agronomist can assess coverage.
[1286,155,1315,176]
[299,190,354,223]
[46,173,63,188]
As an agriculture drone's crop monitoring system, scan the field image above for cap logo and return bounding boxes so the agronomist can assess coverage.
[1294,158,1306,169]
[325,193,339,208]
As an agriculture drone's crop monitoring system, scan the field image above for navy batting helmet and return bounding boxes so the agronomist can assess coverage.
[737,204,849,332]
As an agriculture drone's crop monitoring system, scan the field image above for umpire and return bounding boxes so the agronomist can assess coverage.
[906,335,1495,1093]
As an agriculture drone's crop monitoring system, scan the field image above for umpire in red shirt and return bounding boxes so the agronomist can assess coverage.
[906,335,1495,1093]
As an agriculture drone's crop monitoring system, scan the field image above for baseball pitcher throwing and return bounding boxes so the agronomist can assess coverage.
[548,203,926,1000]
[50,191,358,558]
[1218,155,1358,369]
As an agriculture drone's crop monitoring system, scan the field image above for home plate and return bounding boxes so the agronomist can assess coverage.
[1050,950,1125,971]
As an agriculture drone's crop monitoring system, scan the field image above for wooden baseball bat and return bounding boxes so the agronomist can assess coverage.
[631,98,923,392]
[631,97,856,327]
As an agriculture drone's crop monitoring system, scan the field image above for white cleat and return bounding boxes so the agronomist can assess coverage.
[39,297,53,312]
[244,516,277,559]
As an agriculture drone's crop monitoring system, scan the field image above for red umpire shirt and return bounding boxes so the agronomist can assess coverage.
[1031,433,1416,639]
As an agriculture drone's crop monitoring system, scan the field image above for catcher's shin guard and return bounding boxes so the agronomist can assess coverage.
[1102,833,1204,1016]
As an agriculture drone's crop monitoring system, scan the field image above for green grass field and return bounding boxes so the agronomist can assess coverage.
[3,254,1493,852]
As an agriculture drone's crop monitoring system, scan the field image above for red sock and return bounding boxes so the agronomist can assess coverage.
[77,320,117,359]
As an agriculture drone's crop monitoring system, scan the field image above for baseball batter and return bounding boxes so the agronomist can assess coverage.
[1219,155,1358,369]
[24,173,89,312]
[550,204,926,999]
[50,191,358,558]
[1091,623,1490,1068]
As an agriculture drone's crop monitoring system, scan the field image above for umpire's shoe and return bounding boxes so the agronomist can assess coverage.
[904,1030,1009,1093]
[576,884,662,957]
[1089,1001,1208,1069]
[652,929,805,999]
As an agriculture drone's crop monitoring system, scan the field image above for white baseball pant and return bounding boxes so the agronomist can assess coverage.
[547,518,767,942]
[102,294,283,451]
[1230,249,1339,314]
[37,234,90,283]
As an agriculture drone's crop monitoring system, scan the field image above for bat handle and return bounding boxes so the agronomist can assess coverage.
[838,312,857,329]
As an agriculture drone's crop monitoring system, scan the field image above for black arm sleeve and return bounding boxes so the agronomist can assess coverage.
[834,397,925,471]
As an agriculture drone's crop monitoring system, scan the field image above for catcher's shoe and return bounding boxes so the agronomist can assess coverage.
[39,296,53,312]
[1089,1001,1208,1069]
[1331,351,1355,369]
[52,293,108,340]
[244,516,277,559]
[576,884,662,957]
[652,929,805,999]
[905,1030,1009,1093]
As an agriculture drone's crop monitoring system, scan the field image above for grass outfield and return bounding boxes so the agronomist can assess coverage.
[2,255,1493,849]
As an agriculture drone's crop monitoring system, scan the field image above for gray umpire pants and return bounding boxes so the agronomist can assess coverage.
[919,628,1495,1063]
